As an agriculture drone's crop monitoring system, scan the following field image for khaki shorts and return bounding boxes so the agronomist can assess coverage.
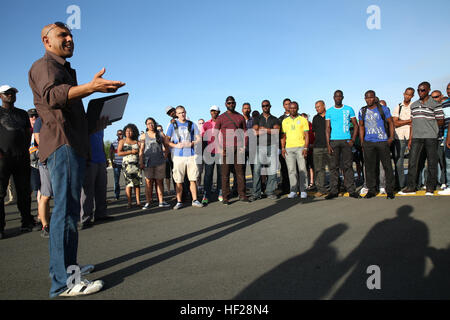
[143,163,166,180]
[172,156,199,183]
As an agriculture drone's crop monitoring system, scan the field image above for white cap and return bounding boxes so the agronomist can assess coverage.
[0,85,18,94]
[165,105,175,114]
[210,105,220,112]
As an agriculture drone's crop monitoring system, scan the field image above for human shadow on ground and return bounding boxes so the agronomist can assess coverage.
[235,223,349,299]
[96,196,316,289]
[235,205,448,299]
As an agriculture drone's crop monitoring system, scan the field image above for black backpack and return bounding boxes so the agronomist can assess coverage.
[361,103,390,136]
[172,120,194,142]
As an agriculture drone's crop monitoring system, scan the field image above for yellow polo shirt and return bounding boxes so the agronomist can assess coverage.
[282,116,309,148]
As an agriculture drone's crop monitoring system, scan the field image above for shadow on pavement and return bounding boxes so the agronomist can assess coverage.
[96,196,316,290]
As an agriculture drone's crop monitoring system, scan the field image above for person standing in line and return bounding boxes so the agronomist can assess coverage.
[281,101,309,199]
[325,90,360,199]
[242,102,254,184]
[109,129,124,201]
[28,22,125,297]
[79,129,114,230]
[392,87,414,190]
[250,100,281,201]
[438,83,450,195]
[301,113,315,190]
[214,96,251,205]
[358,90,396,199]
[165,106,203,210]
[33,116,52,238]
[140,117,170,209]
[431,90,448,189]
[28,108,41,206]
[0,85,37,240]
[399,82,445,195]
[118,124,142,208]
[202,105,222,204]
[196,118,205,193]
[278,98,291,194]
[312,100,329,197]
[156,124,173,195]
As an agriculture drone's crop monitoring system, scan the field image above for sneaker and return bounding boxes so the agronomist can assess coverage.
[359,187,369,195]
[0,230,4,240]
[349,192,361,199]
[438,188,450,195]
[58,278,104,297]
[20,222,36,233]
[40,225,50,238]
[249,195,262,201]
[364,191,377,199]
[159,202,170,208]
[201,197,209,205]
[386,192,395,199]
[325,193,338,200]
[425,190,434,196]
[300,192,307,199]
[80,264,95,276]
[267,194,278,200]
[288,192,298,199]
[440,184,447,190]
[218,195,223,202]
[142,203,151,210]
[192,200,204,208]
[379,188,386,195]
[173,202,183,210]
[399,187,416,195]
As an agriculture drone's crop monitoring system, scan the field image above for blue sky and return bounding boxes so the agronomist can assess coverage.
[1,0,449,143]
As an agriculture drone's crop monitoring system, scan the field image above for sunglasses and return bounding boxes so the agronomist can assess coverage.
[431,95,441,99]
[226,101,236,105]
[262,104,271,107]
[45,21,71,37]
[417,89,427,93]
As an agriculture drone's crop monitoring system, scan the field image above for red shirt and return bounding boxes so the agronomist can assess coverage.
[214,111,246,149]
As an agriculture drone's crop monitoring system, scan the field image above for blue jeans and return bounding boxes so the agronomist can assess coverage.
[394,139,408,189]
[113,165,122,199]
[253,146,278,197]
[203,154,221,199]
[446,145,450,185]
[47,145,86,298]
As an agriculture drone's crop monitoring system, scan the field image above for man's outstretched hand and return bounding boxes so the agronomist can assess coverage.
[90,68,125,93]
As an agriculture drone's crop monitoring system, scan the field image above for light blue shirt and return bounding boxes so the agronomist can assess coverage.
[326,105,356,140]
[358,105,391,142]
[166,120,199,157]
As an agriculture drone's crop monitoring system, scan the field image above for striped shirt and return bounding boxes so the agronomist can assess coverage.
[442,98,450,138]
[410,97,444,139]
[110,139,123,166]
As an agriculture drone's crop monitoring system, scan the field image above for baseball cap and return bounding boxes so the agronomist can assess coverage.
[165,106,175,114]
[0,85,18,94]
[210,105,220,112]
[28,108,38,117]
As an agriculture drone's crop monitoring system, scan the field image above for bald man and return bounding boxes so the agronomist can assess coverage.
[28,22,125,298]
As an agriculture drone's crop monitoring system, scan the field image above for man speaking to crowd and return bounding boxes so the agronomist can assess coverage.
[28,22,125,298]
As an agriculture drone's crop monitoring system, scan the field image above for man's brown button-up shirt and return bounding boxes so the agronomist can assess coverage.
[28,51,89,162]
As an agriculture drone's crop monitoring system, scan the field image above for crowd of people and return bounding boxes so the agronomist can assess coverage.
[0,20,449,298]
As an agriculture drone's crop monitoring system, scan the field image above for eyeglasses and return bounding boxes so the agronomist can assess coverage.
[226,101,236,105]
[417,89,427,93]
[45,21,71,37]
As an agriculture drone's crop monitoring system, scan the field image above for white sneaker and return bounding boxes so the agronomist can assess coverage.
[379,188,386,194]
[142,203,151,210]
[288,192,298,199]
[192,200,204,208]
[440,184,447,190]
[438,188,450,195]
[58,278,104,297]
[173,202,183,210]
[80,264,95,276]
[300,192,307,199]
[425,191,434,196]
[360,187,368,195]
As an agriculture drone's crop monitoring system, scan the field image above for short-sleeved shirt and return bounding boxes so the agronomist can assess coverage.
[392,102,412,140]
[253,114,281,146]
[166,120,199,157]
[282,115,309,148]
[202,119,218,154]
[410,97,445,139]
[441,98,450,138]
[325,105,356,140]
[214,111,246,148]
[312,114,327,148]
[359,105,392,142]
[110,139,123,166]
[0,106,31,157]
[89,130,106,163]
